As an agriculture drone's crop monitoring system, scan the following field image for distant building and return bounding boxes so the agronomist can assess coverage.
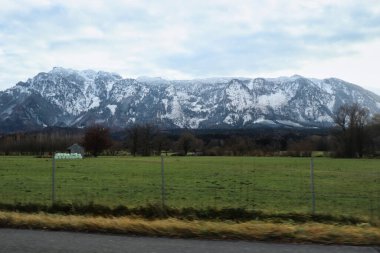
[67,143,85,156]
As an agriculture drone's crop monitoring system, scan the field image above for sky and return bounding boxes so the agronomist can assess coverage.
[1,0,380,94]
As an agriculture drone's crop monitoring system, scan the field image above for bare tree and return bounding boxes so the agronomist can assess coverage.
[333,103,369,157]
[367,114,380,155]
[125,123,159,156]
[126,124,140,156]
[83,125,112,157]
[177,132,197,155]
[153,132,170,155]
[140,123,157,156]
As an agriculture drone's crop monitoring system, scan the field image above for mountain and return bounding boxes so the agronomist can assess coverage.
[1,67,380,133]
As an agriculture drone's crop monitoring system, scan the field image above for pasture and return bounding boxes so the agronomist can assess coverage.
[0,156,379,219]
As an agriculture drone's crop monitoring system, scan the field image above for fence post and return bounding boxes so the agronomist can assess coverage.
[161,155,166,209]
[370,195,374,222]
[52,154,56,205]
[310,157,316,214]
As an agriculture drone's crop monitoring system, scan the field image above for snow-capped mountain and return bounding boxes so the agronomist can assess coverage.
[1,67,379,133]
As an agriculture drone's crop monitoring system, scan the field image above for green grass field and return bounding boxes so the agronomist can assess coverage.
[0,156,379,218]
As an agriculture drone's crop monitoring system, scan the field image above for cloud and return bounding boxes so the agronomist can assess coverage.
[0,0,380,94]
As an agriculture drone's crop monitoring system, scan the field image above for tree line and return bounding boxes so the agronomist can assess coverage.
[1,103,379,158]
[82,103,380,158]
[0,128,83,156]
[332,103,379,157]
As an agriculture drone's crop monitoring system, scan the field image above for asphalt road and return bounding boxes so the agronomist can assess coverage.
[0,228,378,253]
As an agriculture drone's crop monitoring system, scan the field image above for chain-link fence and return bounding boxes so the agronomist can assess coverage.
[0,156,379,220]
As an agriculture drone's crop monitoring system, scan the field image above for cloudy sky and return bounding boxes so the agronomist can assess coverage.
[1,0,380,94]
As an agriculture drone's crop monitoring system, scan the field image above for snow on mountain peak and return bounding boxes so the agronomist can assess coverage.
[136,76,169,85]
[225,79,252,112]
[1,68,380,132]
[265,74,306,83]
[49,67,77,76]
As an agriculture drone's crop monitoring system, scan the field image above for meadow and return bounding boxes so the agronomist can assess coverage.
[0,156,379,219]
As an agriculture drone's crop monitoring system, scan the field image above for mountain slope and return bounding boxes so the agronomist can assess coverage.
[1,67,379,133]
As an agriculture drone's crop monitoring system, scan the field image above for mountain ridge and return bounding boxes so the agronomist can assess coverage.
[0,67,379,133]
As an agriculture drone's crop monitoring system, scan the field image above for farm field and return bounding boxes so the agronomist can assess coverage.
[0,156,379,219]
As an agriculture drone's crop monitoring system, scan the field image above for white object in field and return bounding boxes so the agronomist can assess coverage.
[54,153,83,160]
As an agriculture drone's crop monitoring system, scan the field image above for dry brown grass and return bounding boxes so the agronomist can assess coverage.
[0,211,379,245]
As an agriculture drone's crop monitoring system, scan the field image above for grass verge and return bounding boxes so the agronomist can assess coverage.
[0,202,372,225]
[0,210,379,246]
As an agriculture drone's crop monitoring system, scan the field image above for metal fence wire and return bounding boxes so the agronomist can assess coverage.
[0,156,379,220]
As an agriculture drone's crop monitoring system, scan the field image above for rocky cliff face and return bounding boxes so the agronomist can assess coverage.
[1,67,379,133]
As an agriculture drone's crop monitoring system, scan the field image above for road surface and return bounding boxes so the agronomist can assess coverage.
[0,228,378,253]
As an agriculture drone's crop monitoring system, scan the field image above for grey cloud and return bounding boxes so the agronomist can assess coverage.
[1,0,380,91]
